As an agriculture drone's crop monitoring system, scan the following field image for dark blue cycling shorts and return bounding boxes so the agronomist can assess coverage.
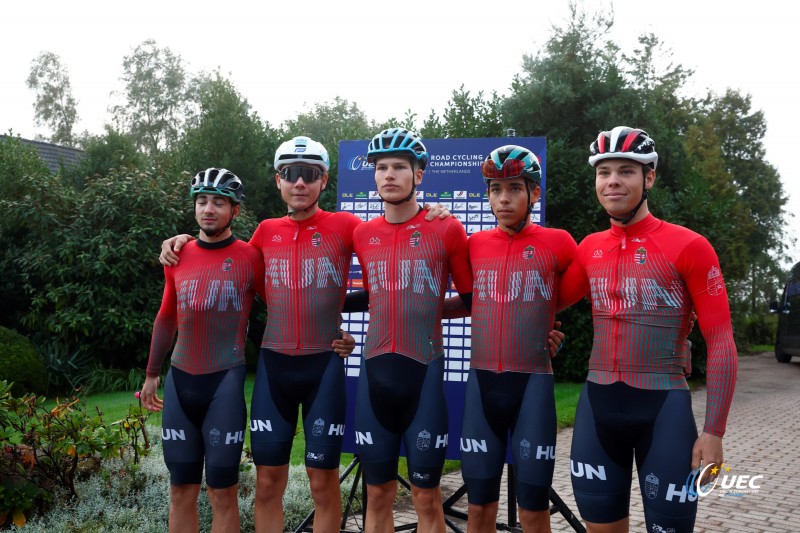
[161,364,246,488]
[250,348,346,470]
[460,369,556,510]
[354,354,448,489]
[570,381,698,532]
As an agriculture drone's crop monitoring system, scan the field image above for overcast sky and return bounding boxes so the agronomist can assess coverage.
[3,0,798,263]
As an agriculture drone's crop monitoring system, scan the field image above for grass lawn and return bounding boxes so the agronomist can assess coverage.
[52,374,585,468]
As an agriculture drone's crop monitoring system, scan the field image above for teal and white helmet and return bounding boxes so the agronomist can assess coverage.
[274,136,330,172]
[367,128,429,170]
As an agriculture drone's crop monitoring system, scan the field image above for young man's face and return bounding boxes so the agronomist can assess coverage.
[195,193,237,237]
[275,164,328,212]
[374,156,422,203]
[594,159,655,217]
[488,177,540,229]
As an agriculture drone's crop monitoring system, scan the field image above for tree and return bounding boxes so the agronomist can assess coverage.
[26,52,79,147]
[282,97,376,211]
[63,126,145,188]
[111,40,194,155]
[421,85,505,139]
[174,72,282,221]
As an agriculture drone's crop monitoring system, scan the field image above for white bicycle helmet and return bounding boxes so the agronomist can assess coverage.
[274,136,330,172]
[588,126,658,169]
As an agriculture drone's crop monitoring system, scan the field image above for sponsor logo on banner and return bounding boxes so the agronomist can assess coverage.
[347,155,372,171]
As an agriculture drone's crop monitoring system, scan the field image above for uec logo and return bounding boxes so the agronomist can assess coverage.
[348,155,373,171]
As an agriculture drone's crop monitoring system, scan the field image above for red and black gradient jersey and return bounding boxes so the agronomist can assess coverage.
[249,210,362,355]
[558,214,737,436]
[353,210,473,364]
[470,225,577,374]
[146,237,265,377]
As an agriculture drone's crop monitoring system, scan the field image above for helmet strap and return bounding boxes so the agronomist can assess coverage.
[608,174,648,225]
[488,182,532,234]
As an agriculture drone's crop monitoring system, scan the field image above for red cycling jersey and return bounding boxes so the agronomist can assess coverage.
[558,214,737,436]
[470,224,577,374]
[353,210,473,364]
[249,209,362,355]
[147,237,265,377]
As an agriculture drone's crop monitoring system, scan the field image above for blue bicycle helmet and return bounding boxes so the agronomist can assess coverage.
[367,128,429,170]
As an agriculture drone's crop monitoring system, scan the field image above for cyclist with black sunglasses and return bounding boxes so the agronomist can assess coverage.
[159,135,451,532]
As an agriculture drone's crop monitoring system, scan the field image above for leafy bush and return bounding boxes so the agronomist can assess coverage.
[0,381,151,527]
[0,327,47,396]
[34,338,90,396]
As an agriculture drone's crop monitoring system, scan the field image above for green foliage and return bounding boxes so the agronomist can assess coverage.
[420,85,506,139]
[0,381,151,527]
[5,166,194,370]
[26,51,78,147]
[282,97,376,212]
[35,339,90,396]
[66,126,146,187]
[175,72,283,221]
[112,39,194,155]
[0,326,47,396]
[0,134,53,330]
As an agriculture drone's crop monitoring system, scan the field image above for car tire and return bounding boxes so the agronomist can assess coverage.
[776,342,792,363]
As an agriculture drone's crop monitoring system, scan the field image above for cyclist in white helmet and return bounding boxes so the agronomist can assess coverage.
[159,135,451,532]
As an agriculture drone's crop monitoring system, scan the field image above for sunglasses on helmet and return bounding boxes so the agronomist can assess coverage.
[481,158,527,180]
[279,165,324,183]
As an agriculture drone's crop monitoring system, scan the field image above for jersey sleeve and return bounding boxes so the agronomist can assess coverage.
[249,220,267,248]
[145,267,179,377]
[445,219,473,294]
[352,224,371,293]
[557,241,591,311]
[555,230,579,274]
[676,235,738,437]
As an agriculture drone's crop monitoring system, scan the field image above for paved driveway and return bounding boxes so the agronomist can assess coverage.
[379,351,800,532]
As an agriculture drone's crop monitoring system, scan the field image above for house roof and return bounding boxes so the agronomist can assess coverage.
[1,135,85,175]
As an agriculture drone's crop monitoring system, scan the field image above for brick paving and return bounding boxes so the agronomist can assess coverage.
[341,351,800,532]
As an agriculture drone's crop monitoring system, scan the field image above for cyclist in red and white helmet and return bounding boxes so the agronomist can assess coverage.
[558,126,738,533]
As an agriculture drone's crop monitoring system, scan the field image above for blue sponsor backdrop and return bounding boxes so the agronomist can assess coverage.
[337,137,546,460]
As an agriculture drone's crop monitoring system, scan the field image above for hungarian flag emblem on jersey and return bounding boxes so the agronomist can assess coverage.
[707,266,724,296]
[311,232,322,247]
[634,247,647,265]
[410,231,422,247]
[222,258,233,271]
[522,245,534,259]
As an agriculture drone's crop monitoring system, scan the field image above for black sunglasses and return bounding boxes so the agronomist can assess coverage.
[280,165,324,183]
